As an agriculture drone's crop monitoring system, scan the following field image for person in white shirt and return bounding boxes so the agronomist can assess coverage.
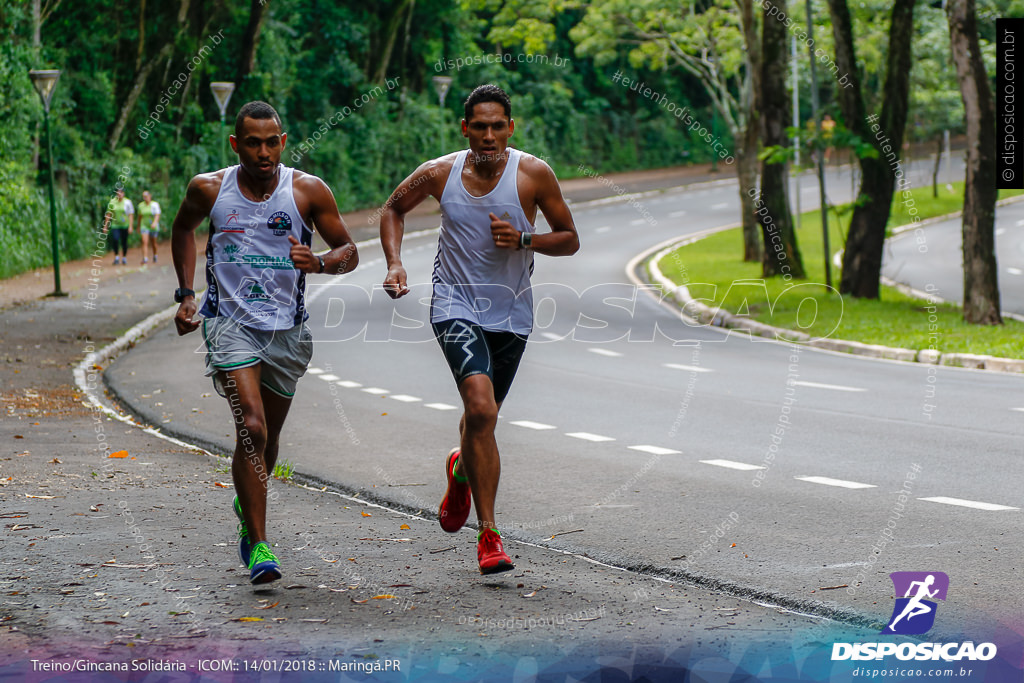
[138,190,161,264]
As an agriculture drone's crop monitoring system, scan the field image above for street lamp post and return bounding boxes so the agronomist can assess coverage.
[432,76,453,156]
[28,69,64,297]
[210,82,236,169]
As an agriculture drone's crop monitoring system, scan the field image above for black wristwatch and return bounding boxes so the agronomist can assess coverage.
[173,287,195,303]
[519,231,532,250]
[317,255,326,273]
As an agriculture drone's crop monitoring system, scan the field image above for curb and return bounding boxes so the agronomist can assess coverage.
[644,230,1024,375]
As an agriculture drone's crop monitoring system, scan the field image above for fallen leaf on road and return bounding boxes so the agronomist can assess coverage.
[299,618,327,623]
[400,524,411,530]
[50,458,61,464]
[254,601,279,610]
[108,451,129,459]
[213,482,232,488]
[25,494,55,499]
[371,595,397,600]
[549,529,584,539]
[818,584,848,591]
[522,591,537,598]
[232,617,263,622]
[351,598,369,604]
[361,512,371,517]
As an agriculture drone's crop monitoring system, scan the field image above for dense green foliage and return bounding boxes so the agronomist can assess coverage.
[0,0,719,278]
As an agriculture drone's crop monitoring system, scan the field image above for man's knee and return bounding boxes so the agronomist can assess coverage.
[237,413,267,450]
[462,384,498,432]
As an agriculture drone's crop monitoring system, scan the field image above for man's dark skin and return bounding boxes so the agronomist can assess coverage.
[380,101,579,534]
[171,115,358,549]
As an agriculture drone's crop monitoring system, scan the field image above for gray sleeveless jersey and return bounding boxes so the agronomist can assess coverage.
[431,148,535,334]
[199,164,312,331]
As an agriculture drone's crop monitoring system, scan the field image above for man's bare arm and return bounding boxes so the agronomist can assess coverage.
[171,175,218,335]
[491,157,579,257]
[380,159,448,298]
[292,175,358,275]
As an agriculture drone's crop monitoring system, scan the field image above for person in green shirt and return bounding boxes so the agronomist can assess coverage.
[103,188,134,265]
[138,190,162,264]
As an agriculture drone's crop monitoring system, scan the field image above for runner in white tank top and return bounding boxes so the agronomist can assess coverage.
[171,101,359,586]
[379,85,580,575]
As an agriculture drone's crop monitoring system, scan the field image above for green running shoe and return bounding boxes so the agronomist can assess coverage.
[248,542,282,585]
[233,496,252,566]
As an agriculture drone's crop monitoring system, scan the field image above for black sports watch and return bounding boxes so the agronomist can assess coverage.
[317,255,326,273]
[519,231,533,250]
[173,287,195,303]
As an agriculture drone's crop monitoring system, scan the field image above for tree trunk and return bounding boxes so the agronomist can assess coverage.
[738,0,762,263]
[932,134,942,198]
[828,0,917,298]
[108,0,191,151]
[948,0,1001,324]
[759,0,804,278]
[237,0,269,82]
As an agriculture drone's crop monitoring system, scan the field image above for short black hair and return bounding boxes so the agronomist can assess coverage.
[234,101,283,137]
[464,84,511,121]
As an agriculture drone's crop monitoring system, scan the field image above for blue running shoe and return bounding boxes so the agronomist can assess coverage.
[233,496,252,566]
[248,542,282,585]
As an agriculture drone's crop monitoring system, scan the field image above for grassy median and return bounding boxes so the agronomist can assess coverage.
[656,182,1024,359]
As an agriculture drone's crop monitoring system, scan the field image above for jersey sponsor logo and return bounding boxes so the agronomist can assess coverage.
[267,211,292,236]
[240,254,294,270]
[222,209,246,233]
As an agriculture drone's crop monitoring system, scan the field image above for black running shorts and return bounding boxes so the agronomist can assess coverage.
[431,318,528,403]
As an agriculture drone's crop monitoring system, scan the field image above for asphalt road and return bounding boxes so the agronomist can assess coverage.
[107,156,1021,642]
[885,196,1024,315]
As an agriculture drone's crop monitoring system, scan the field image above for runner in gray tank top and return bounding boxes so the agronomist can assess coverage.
[380,85,580,574]
[171,101,358,585]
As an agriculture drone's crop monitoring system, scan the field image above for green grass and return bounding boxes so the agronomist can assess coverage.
[273,460,295,481]
[657,182,1024,358]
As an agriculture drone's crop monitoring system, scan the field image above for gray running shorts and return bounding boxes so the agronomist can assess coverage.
[201,316,313,398]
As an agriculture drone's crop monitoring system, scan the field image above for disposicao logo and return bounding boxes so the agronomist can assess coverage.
[882,571,948,635]
[831,571,997,662]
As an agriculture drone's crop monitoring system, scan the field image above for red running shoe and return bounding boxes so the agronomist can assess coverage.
[477,527,515,575]
[438,448,471,533]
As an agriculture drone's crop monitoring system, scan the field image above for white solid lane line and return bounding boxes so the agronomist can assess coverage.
[510,420,557,430]
[389,394,422,402]
[566,432,616,442]
[336,380,362,388]
[700,459,766,471]
[318,374,340,382]
[791,380,867,393]
[794,475,876,489]
[588,348,623,357]
[663,363,713,373]
[918,497,1019,511]
[424,403,458,411]
[628,445,681,455]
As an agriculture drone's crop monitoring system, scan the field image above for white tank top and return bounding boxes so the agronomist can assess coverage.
[431,148,535,334]
[199,164,312,331]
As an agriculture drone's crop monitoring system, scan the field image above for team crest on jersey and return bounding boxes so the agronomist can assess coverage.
[267,211,292,236]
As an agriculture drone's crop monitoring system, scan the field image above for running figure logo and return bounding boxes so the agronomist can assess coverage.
[882,571,949,635]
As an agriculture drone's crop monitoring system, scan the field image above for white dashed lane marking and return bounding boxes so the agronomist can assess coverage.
[335,380,362,388]
[795,476,876,490]
[700,459,765,471]
[596,226,611,233]
[663,363,713,373]
[389,394,422,402]
[711,202,729,210]
[791,381,866,393]
[566,432,615,442]
[588,348,623,357]
[424,403,458,411]
[628,445,681,455]
[918,497,1019,511]
[669,210,687,218]
[1007,267,1023,276]
[510,420,557,430]
[307,368,324,375]
[318,374,340,382]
